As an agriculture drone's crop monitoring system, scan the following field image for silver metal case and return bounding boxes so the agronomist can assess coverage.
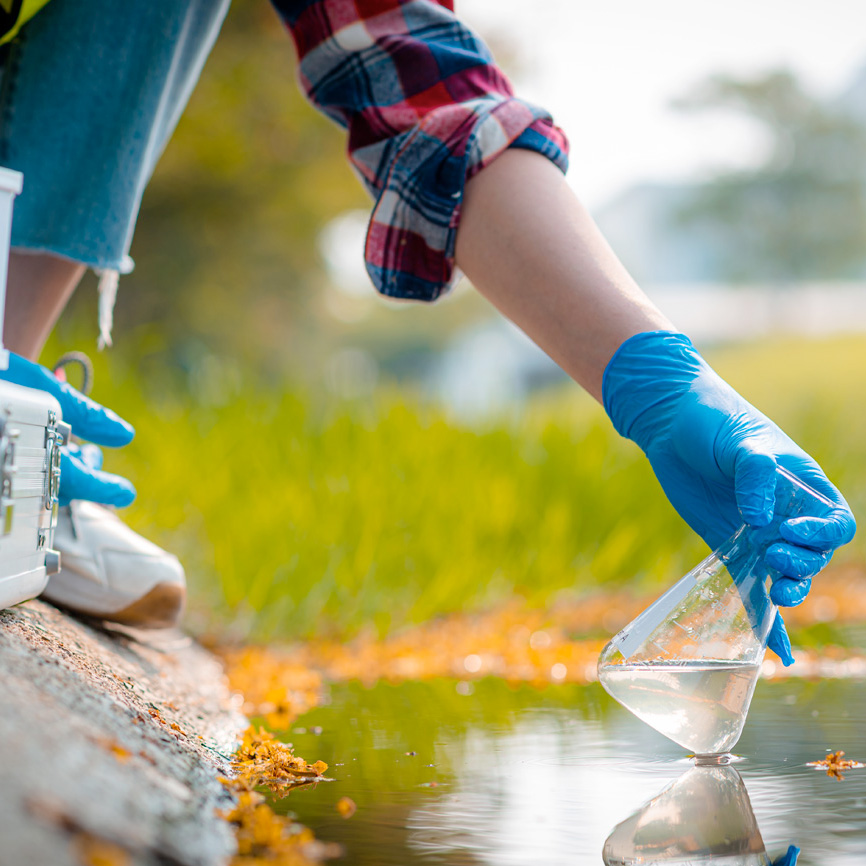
[0,379,68,606]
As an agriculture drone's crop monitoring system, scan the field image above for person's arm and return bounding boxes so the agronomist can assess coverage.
[275,0,568,301]
[456,149,672,401]
[456,148,856,665]
[279,0,856,662]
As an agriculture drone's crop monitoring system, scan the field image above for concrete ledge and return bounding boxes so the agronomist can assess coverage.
[0,600,246,866]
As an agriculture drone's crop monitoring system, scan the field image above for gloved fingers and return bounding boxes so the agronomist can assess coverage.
[77,443,104,471]
[733,446,777,527]
[765,542,831,581]
[3,353,134,447]
[772,845,801,866]
[767,610,794,667]
[781,512,857,550]
[770,575,812,608]
[59,449,136,508]
[59,385,135,447]
[64,443,105,472]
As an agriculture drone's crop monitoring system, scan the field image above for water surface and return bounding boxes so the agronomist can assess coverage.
[275,677,866,864]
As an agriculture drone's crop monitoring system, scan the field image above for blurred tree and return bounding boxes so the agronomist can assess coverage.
[673,69,866,283]
[58,1,369,381]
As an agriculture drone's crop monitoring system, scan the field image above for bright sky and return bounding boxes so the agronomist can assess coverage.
[461,0,866,208]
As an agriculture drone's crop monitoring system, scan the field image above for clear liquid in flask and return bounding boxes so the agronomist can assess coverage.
[598,659,761,755]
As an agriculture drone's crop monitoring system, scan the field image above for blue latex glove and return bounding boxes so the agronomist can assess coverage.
[60,443,135,508]
[603,332,856,666]
[0,353,136,507]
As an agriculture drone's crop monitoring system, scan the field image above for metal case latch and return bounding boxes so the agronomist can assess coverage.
[43,411,69,511]
[0,413,17,536]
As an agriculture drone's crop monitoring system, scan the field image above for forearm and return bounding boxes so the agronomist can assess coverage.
[280,0,568,303]
[455,149,673,401]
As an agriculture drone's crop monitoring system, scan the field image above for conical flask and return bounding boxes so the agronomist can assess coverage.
[602,762,774,865]
[598,467,834,755]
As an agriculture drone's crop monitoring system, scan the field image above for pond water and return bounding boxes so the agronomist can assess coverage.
[276,677,866,865]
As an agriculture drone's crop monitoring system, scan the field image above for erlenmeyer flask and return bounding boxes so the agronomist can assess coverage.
[602,762,771,865]
[598,467,834,755]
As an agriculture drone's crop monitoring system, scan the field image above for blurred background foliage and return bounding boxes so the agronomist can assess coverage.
[49,335,866,641]
[674,69,866,282]
[42,4,866,642]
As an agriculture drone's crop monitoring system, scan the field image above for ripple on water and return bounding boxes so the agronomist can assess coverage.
[278,676,866,865]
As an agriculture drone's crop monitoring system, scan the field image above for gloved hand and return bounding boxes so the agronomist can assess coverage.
[603,331,856,666]
[0,353,136,507]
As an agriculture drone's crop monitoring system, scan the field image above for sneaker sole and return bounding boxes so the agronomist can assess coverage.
[46,581,186,630]
[102,582,186,630]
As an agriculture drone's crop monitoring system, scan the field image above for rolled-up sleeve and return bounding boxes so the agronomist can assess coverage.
[272,0,569,301]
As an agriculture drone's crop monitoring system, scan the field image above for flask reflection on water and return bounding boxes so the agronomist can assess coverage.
[598,468,834,755]
[602,763,771,865]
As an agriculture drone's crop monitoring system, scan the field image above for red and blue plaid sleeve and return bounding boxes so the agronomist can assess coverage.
[272,0,569,301]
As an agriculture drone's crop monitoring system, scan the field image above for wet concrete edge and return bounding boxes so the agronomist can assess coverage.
[0,600,247,866]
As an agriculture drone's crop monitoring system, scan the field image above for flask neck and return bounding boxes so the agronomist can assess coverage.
[717,525,779,650]
[717,524,773,574]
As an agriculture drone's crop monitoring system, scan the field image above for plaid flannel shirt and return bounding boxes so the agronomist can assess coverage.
[272,0,569,301]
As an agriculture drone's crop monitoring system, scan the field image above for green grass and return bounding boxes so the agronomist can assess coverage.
[52,335,866,641]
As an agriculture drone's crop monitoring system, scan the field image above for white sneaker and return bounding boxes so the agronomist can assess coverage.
[41,501,186,628]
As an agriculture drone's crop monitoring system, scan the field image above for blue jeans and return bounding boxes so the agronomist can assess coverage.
[0,0,230,272]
